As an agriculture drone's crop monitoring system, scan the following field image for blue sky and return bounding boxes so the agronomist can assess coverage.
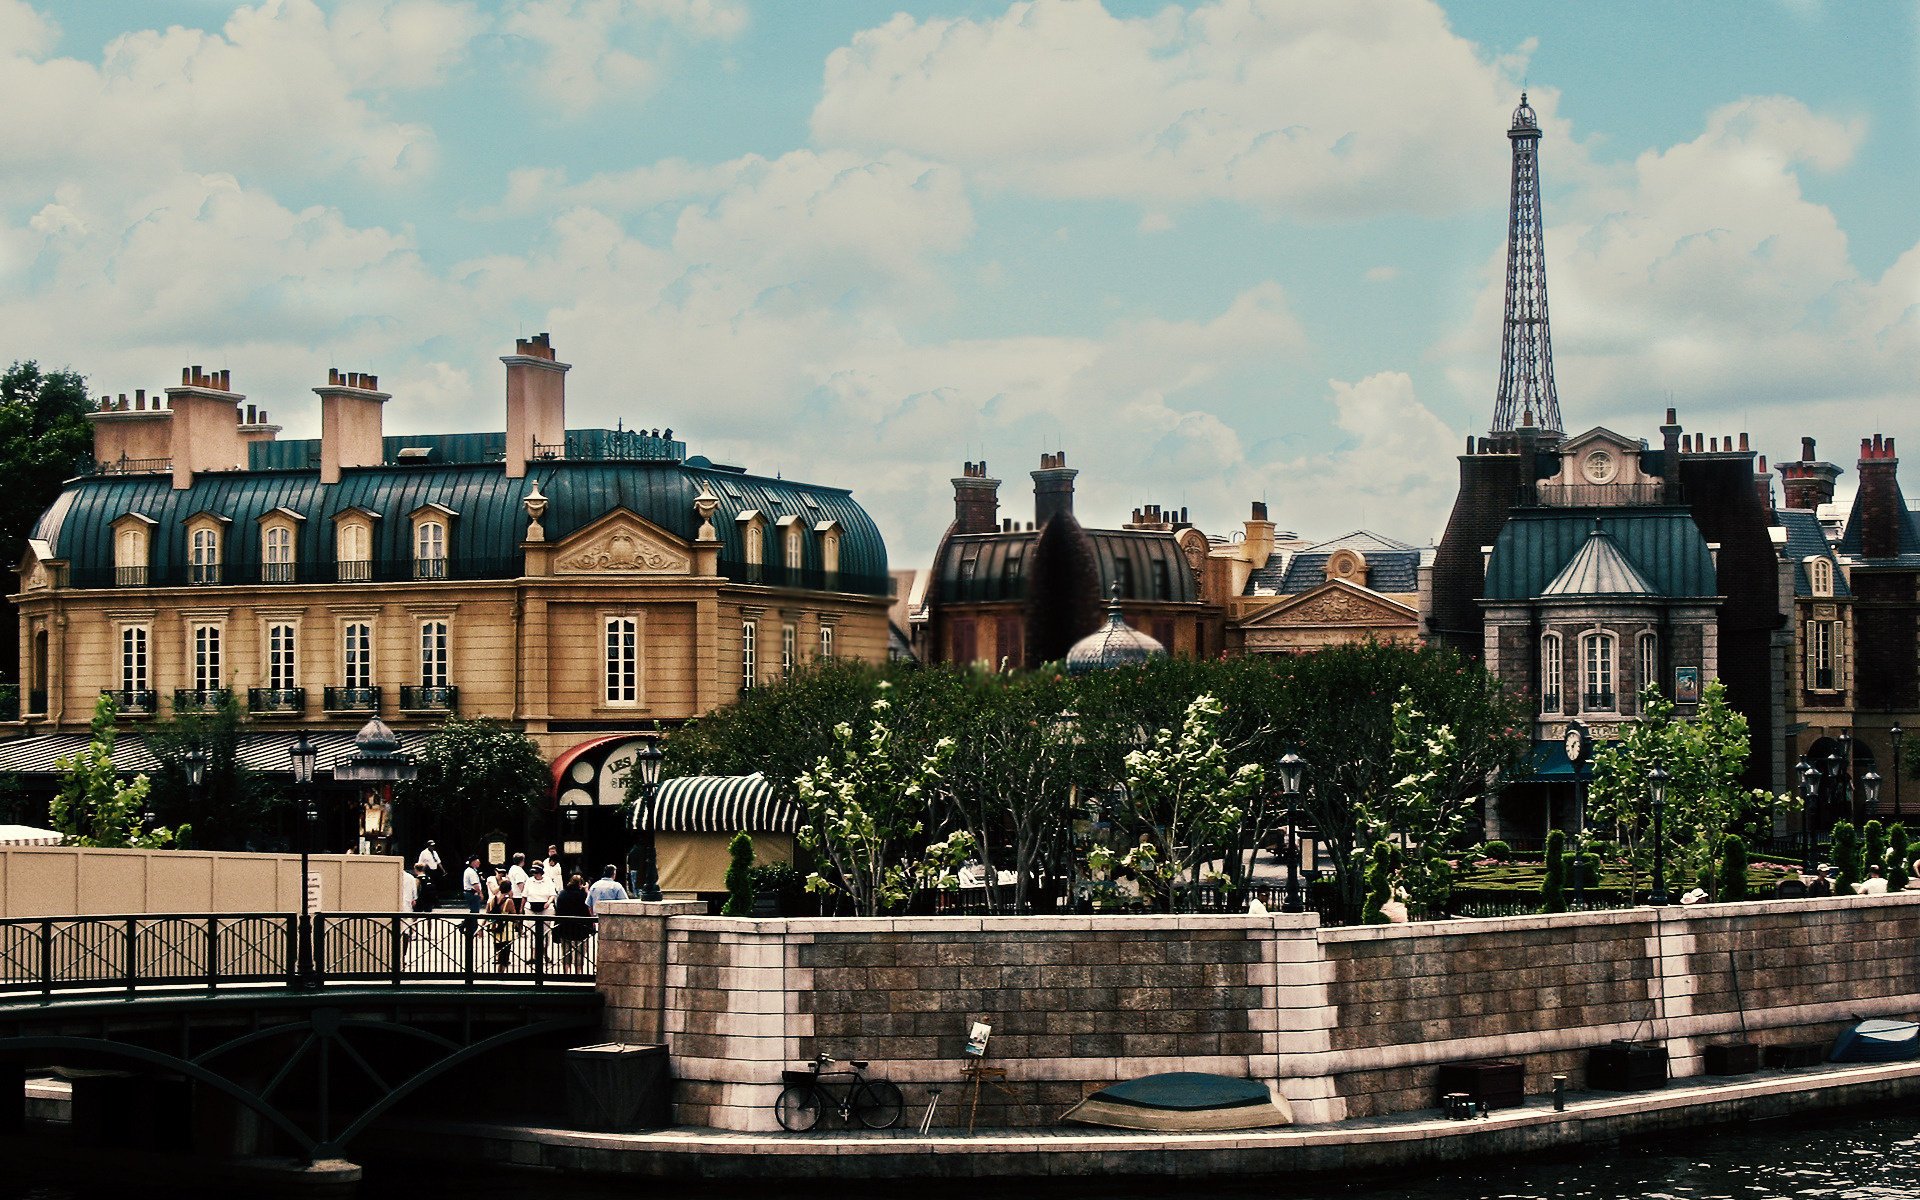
[4,0,1915,564]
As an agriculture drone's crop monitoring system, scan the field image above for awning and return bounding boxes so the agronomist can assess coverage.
[1518,739,1613,783]
[631,773,800,834]
[0,732,393,777]
[0,824,63,846]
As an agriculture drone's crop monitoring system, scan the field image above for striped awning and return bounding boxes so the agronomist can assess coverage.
[0,732,393,777]
[630,773,799,834]
[0,824,63,846]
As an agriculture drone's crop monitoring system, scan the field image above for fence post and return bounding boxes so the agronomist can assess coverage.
[464,914,475,986]
[313,914,327,987]
[286,916,298,986]
[533,918,547,987]
[206,917,219,991]
[39,919,52,998]
[124,917,138,995]
[390,917,403,987]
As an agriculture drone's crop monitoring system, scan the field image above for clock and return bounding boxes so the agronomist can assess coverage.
[1563,721,1589,764]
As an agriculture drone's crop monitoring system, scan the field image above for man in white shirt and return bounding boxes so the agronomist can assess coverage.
[415,841,443,894]
[507,853,529,899]
[461,856,485,913]
[543,845,564,888]
[401,868,420,913]
[586,865,629,913]
[1859,865,1890,895]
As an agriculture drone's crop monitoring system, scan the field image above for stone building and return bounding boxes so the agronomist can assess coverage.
[4,334,892,850]
[1223,528,1422,656]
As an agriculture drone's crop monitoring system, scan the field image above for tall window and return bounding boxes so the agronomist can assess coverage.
[190,527,221,585]
[262,525,294,582]
[741,621,757,690]
[784,524,804,570]
[1583,632,1616,710]
[120,626,149,695]
[267,623,298,690]
[192,624,222,690]
[338,521,371,582]
[821,529,841,577]
[605,617,637,704]
[1808,620,1838,690]
[344,622,373,690]
[1638,633,1660,698]
[742,515,765,568]
[782,623,797,679]
[115,527,148,586]
[1540,633,1562,714]
[819,624,835,659]
[420,621,449,688]
[1809,557,1834,597]
[414,520,447,579]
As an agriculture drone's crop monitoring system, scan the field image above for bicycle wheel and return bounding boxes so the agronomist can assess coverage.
[853,1080,904,1130]
[775,1085,822,1132]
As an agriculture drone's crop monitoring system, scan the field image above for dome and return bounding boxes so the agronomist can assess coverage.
[1066,592,1167,674]
[1510,92,1540,135]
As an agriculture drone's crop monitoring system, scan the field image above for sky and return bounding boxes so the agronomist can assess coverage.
[3,0,1916,567]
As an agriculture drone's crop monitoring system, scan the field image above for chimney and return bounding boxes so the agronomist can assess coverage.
[502,332,569,479]
[314,368,391,485]
[237,402,282,464]
[1243,500,1275,570]
[1754,455,1774,515]
[1659,408,1683,502]
[87,388,173,471]
[1032,451,1077,527]
[951,460,1001,535]
[1856,434,1904,558]
[164,365,245,489]
[1779,436,1842,510]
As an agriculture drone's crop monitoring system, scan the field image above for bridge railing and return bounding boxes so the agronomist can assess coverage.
[0,913,597,998]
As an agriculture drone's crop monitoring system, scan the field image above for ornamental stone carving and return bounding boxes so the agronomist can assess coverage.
[1291,590,1379,623]
[556,522,689,575]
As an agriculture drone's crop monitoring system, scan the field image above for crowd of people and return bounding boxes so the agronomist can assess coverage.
[400,841,634,973]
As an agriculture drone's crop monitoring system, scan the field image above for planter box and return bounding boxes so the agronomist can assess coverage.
[1587,1041,1668,1091]
[1433,1059,1525,1110]
[1703,1041,1760,1076]
[1764,1042,1826,1069]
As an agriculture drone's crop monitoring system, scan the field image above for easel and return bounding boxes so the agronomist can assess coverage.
[958,1060,1014,1133]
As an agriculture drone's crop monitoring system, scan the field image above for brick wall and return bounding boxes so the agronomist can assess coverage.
[598,893,1920,1131]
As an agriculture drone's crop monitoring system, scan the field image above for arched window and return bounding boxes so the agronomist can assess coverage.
[114,523,150,587]
[784,523,804,571]
[262,525,294,583]
[190,527,221,585]
[1582,631,1616,712]
[1808,557,1834,597]
[1638,632,1660,698]
[1540,633,1563,714]
[821,528,841,577]
[334,512,374,582]
[414,520,447,579]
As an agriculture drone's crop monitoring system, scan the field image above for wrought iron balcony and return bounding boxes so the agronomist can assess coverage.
[413,557,449,581]
[1582,690,1616,712]
[324,686,382,713]
[173,688,232,713]
[249,687,307,716]
[102,689,157,716]
[260,562,296,583]
[399,685,458,713]
[189,563,222,586]
[336,559,373,583]
[115,565,148,587]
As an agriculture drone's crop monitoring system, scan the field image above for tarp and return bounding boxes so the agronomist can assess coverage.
[0,732,380,777]
[0,824,63,846]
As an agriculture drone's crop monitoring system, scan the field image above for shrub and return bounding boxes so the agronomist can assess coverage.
[749,861,804,915]
[1540,829,1566,914]
[1362,840,1395,925]
[1863,819,1887,889]
[1482,840,1513,862]
[1890,824,1911,891]
[1720,834,1748,901]
[1830,821,1860,895]
[722,832,757,917]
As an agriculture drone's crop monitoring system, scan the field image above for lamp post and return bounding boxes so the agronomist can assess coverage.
[1797,756,1820,873]
[289,735,319,989]
[1276,750,1307,915]
[634,737,665,902]
[564,804,582,871]
[1892,721,1905,817]
[1647,765,1669,906]
[1861,769,1882,820]
[1829,736,1851,827]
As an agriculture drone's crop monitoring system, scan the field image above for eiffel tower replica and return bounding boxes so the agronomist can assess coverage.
[1489,93,1563,440]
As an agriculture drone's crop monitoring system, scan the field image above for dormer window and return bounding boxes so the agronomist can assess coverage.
[737,511,767,575]
[112,513,155,587]
[1807,556,1834,597]
[817,521,842,579]
[258,508,304,583]
[185,513,229,586]
[410,503,456,581]
[333,507,379,583]
[778,515,804,571]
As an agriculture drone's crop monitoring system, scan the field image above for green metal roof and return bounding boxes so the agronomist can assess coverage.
[1540,521,1660,597]
[1483,510,1717,601]
[35,456,887,593]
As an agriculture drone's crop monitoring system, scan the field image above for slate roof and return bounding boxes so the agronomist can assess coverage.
[1837,478,1920,564]
[1540,523,1659,597]
[1252,530,1422,596]
[1483,511,1718,601]
[1777,508,1850,598]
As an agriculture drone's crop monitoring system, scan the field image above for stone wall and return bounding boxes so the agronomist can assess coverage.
[596,892,1920,1131]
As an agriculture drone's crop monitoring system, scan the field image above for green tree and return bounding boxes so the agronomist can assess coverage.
[1829,821,1860,894]
[1353,688,1475,918]
[1889,824,1911,891]
[722,832,757,916]
[1113,693,1265,912]
[51,694,182,848]
[1,361,92,682]
[396,718,549,858]
[1863,819,1888,890]
[1719,834,1748,901]
[1540,828,1567,913]
[146,692,285,850]
[1361,839,1395,925]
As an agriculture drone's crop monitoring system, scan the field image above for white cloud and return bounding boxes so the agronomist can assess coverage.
[1274,372,1461,537]
[0,0,56,58]
[499,0,747,115]
[1364,265,1399,282]
[812,0,1542,219]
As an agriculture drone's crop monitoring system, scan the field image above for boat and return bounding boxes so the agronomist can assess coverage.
[1062,1071,1292,1132]
[1829,1018,1920,1063]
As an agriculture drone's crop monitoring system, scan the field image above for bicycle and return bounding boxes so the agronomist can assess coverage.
[773,1053,904,1131]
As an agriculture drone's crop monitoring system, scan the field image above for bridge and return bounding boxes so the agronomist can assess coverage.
[0,913,603,1162]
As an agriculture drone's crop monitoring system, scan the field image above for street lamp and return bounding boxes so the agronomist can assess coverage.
[1892,721,1905,817]
[634,737,666,902]
[183,748,207,791]
[289,735,319,990]
[1861,769,1882,817]
[1797,757,1821,873]
[1276,750,1307,915]
[1647,765,1670,906]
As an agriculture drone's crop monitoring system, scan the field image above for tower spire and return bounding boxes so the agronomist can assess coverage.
[1490,92,1563,439]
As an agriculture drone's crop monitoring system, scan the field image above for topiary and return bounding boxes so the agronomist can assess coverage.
[1889,824,1911,891]
[1540,829,1566,913]
[1863,820,1887,890]
[1830,821,1860,895]
[1482,840,1513,862]
[721,831,757,916]
[1720,834,1749,902]
[1362,840,1395,925]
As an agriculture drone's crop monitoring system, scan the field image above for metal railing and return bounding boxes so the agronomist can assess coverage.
[399,685,457,712]
[324,686,381,713]
[717,557,892,597]
[89,457,173,477]
[173,688,231,713]
[261,562,296,583]
[115,565,148,587]
[1527,483,1679,507]
[1583,690,1616,711]
[248,687,307,715]
[0,912,597,997]
[69,558,524,590]
[101,689,157,715]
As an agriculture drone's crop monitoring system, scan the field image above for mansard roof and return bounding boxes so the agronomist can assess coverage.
[1540,522,1659,597]
[930,525,1199,606]
[1777,508,1850,598]
[1483,511,1717,602]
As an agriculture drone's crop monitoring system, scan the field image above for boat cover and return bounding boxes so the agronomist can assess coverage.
[1829,1018,1920,1063]
[1063,1072,1292,1131]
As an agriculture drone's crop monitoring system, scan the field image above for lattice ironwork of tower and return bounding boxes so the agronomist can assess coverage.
[1490,92,1563,438]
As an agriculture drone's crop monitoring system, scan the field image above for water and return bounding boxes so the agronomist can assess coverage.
[4,1105,1918,1199]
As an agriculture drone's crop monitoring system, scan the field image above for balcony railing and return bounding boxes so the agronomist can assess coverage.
[173,688,232,713]
[324,686,381,713]
[337,560,372,582]
[413,557,449,581]
[115,565,148,587]
[1527,483,1679,508]
[717,558,892,597]
[189,563,222,586]
[261,562,296,583]
[399,685,458,713]
[1583,690,1617,712]
[248,687,307,716]
[88,456,172,477]
[68,558,522,590]
[102,689,157,716]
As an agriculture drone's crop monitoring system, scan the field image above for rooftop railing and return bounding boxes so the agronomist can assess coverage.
[718,558,892,597]
[1525,483,1680,507]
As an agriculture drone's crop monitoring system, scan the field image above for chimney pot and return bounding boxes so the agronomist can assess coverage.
[1739,432,1749,451]
[1666,407,1677,424]
[1802,437,1815,461]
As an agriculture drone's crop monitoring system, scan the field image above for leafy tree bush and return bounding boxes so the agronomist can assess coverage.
[1863,819,1888,890]
[1540,829,1566,913]
[146,692,284,850]
[1482,840,1513,861]
[1889,824,1911,891]
[1113,694,1264,912]
[722,832,757,916]
[51,694,182,848]
[1830,821,1860,895]
[749,861,804,916]
[0,362,91,681]
[1361,839,1395,925]
[396,718,549,859]
[1720,834,1748,901]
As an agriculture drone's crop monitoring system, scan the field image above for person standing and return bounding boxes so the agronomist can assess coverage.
[507,853,529,900]
[524,863,558,915]
[554,874,593,973]
[485,882,522,973]
[1859,865,1890,895]
[462,856,485,914]
[587,864,629,913]
[543,845,564,887]
[415,841,444,894]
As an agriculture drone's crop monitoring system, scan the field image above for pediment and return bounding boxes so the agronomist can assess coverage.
[1561,426,1643,455]
[553,508,691,576]
[1237,579,1417,629]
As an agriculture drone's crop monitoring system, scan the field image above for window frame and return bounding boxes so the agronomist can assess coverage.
[343,621,374,690]
[191,623,223,691]
[188,524,223,586]
[1581,630,1617,712]
[741,620,758,690]
[120,624,149,695]
[413,519,447,580]
[267,622,299,691]
[1808,618,1839,692]
[604,616,638,705]
[782,622,797,680]
[261,523,295,582]
[819,624,835,659]
[1808,556,1834,598]
[1540,632,1563,714]
[1637,632,1660,699]
[112,515,154,586]
[419,619,450,690]
[334,511,376,582]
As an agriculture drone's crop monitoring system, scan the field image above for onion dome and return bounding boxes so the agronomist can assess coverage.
[334,716,418,783]
[1066,588,1167,674]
